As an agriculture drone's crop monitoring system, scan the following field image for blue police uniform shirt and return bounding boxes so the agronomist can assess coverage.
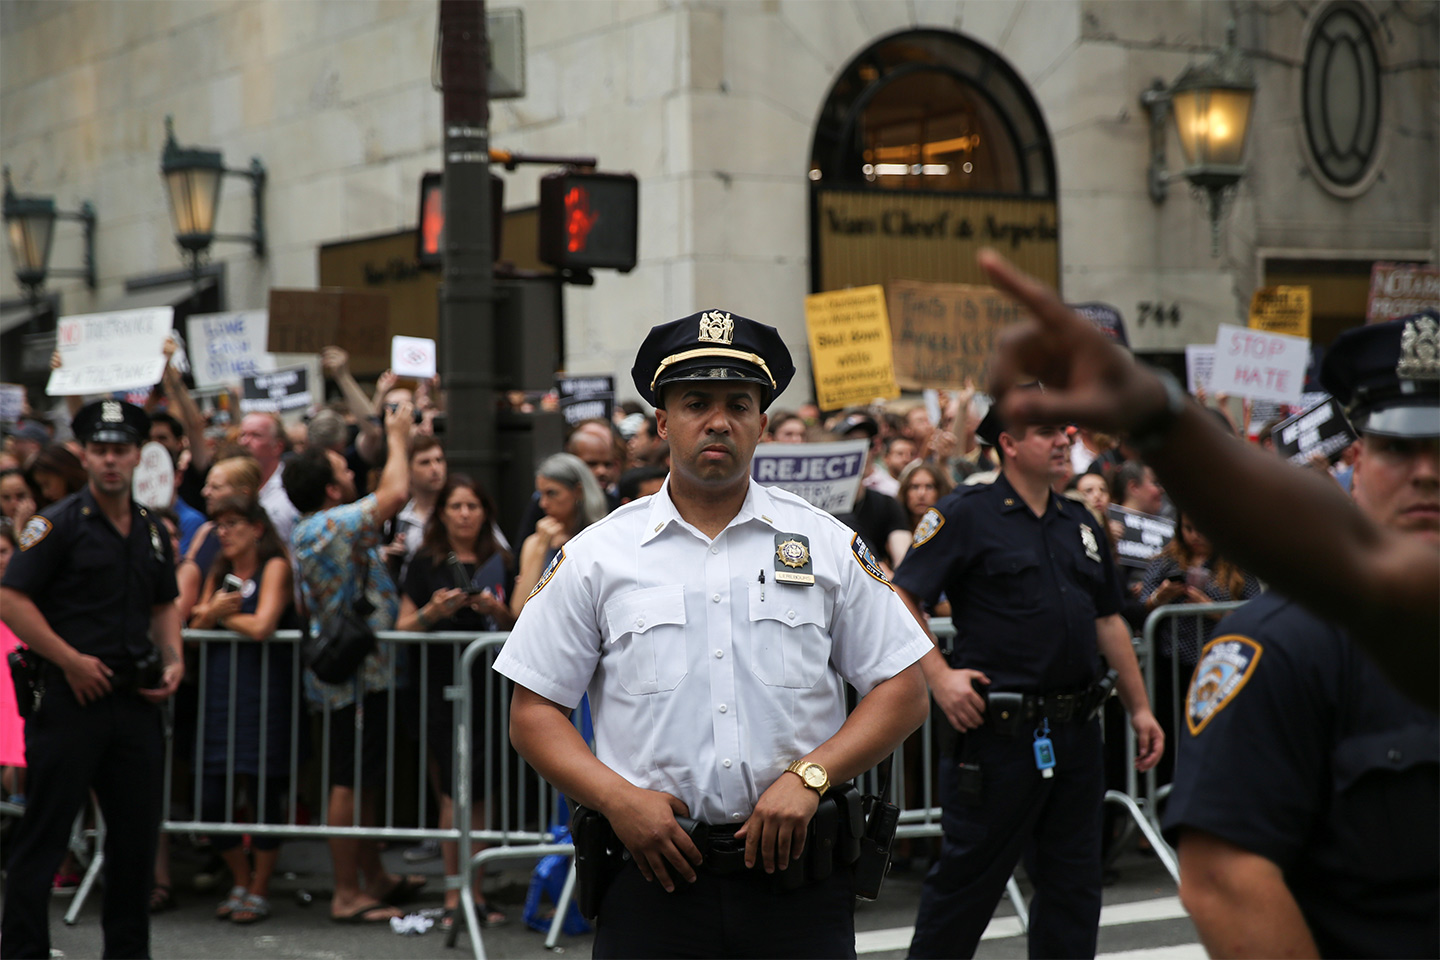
[892,473,1121,692]
[1163,591,1439,958]
[3,487,179,665]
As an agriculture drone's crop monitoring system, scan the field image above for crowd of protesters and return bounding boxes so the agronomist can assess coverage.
[4,326,1375,939]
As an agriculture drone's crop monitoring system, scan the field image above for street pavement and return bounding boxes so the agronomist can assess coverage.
[25,836,1203,959]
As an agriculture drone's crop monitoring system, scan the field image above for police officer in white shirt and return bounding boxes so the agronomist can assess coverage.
[495,310,932,958]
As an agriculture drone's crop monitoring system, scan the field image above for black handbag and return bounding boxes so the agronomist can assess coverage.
[303,550,378,685]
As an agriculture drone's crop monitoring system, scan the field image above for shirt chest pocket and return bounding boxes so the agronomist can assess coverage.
[1328,725,1440,883]
[983,549,1042,612]
[747,583,830,689]
[603,585,689,695]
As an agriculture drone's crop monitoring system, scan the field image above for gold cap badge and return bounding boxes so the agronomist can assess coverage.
[697,310,735,345]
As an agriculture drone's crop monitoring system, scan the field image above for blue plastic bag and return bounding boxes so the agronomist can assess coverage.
[523,825,591,936]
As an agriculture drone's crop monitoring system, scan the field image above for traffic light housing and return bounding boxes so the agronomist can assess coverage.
[416,171,504,269]
[538,170,638,273]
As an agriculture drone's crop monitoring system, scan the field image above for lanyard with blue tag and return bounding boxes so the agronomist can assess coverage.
[1033,718,1056,779]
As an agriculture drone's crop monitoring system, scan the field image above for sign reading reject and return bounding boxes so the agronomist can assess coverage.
[1210,323,1309,404]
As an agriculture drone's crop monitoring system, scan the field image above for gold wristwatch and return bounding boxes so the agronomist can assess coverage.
[786,759,830,796]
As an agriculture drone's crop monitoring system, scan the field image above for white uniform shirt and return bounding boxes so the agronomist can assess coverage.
[493,478,931,825]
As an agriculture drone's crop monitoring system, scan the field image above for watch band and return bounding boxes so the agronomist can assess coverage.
[1126,368,1188,455]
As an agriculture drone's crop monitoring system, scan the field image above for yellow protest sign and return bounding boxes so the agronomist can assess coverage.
[804,286,900,410]
[1249,286,1311,338]
[886,280,1027,390]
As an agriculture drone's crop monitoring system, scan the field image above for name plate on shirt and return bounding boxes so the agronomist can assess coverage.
[774,533,816,585]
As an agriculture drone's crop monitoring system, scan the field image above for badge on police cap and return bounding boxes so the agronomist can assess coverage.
[697,310,735,345]
[101,400,123,422]
[1397,314,1440,380]
[774,534,815,585]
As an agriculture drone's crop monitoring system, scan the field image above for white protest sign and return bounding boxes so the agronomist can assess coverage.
[1185,345,1215,395]
[186,311,276,388]
[392,336,437,379]
[132,441,174,509]
[0,383,25,423]
[48,307,173,396]
[1210,323,1309,404]
[751,439,869,514]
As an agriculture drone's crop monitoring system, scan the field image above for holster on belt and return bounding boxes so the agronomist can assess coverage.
[572,805,623,922]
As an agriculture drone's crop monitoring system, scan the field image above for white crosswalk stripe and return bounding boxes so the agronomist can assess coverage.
[855,895,1198,956]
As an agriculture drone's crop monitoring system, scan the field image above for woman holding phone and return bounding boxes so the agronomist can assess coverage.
[188,495,299,925]
[396,475,514,929]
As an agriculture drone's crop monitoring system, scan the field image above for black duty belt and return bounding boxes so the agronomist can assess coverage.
[984,670,1118,734]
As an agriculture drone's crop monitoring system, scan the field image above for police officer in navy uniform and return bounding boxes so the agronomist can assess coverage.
[1,399,184,959]
[495,310,932,958]
[1164,313,1440,958]
[895,398,1163,959]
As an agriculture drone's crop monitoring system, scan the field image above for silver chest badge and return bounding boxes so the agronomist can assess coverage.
[1080,524,1101,563]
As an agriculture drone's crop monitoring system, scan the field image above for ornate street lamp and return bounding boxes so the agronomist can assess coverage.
[1143,22,1257,255]
[2,167,95,302]
[160,116,266,279]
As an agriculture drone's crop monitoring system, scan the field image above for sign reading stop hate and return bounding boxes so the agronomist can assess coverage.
[1210,323,1309,404]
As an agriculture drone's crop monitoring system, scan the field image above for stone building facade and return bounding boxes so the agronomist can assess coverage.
[2,0,1436,407]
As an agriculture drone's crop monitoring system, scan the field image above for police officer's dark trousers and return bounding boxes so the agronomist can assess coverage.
[592,857,856,959]
[2,685,164,960]
[908,717,1104,960]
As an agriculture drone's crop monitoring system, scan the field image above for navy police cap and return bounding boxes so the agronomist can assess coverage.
[974,384,1045,447]
[1320,310,1440,439]
[631,309,795,409]
[73,399,150,446]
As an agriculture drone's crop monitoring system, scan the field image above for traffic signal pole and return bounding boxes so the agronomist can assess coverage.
[438,0,497,497]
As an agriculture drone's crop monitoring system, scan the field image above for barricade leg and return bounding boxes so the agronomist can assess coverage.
[64,802,104,926]
[1005,873,1029,933]
[544,858,580,950]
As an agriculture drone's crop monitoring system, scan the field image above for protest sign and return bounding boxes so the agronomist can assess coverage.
[556,375,614,427]
[187,311,276,388]
[240,365,313,414]
[804,286,899,410]
[1107,504,1175,569]
[1367,262,1440,323]
[1273,396,1357,466]
[47,307,173,396]
[752,439,869,514]
[1070,302,1128,347]
[267,289,389,370]
[0,384,25,423]
[1211,323,1308,404]
[131,442,174,509]
[392,336,437,379]
[1248,286,1311,338]
[1185,345,1215,395]
[885,279,1026,391]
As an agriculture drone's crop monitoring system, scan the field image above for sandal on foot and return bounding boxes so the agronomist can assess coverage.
[332,903,401,924]
[231,892,271,924]
[215,885,248,920]
[476,899,508,928]
[149,884,178,913]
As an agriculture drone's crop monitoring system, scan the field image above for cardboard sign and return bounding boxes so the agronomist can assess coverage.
[1108,504,1175,569]
[885,280,1026,391]
[1185,345,1215,395]
[556,375,615,427]
[804,286,900,410]
[267,289,389,369]
[751,439,869,514]
[1211,324,1309,404]
[1273,396,1357,466]
[1367,262,1440,324]
[1249,286,1311,338]
[131,441,174,509]
[47,307,173,396]
[0,383,25,423]
[240,365,313,414]
[391,335,437,379]
[1070,302,1128,347]
[186,311,276,389]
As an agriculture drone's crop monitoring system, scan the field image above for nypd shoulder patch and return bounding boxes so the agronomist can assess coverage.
[1186,634,1264,735]
[528,548,566,599]
[18,516,51,551]
[912,508,944,548]
[851,535,892,589]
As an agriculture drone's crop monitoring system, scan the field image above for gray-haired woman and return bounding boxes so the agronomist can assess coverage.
[511,453,609,617]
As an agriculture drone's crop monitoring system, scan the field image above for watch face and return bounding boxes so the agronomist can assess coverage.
[803,766,826,787]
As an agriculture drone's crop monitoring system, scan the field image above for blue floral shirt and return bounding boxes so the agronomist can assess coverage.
[292,494,399,709]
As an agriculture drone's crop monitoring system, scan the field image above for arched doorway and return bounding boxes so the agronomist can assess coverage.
[809,30,1059,292]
